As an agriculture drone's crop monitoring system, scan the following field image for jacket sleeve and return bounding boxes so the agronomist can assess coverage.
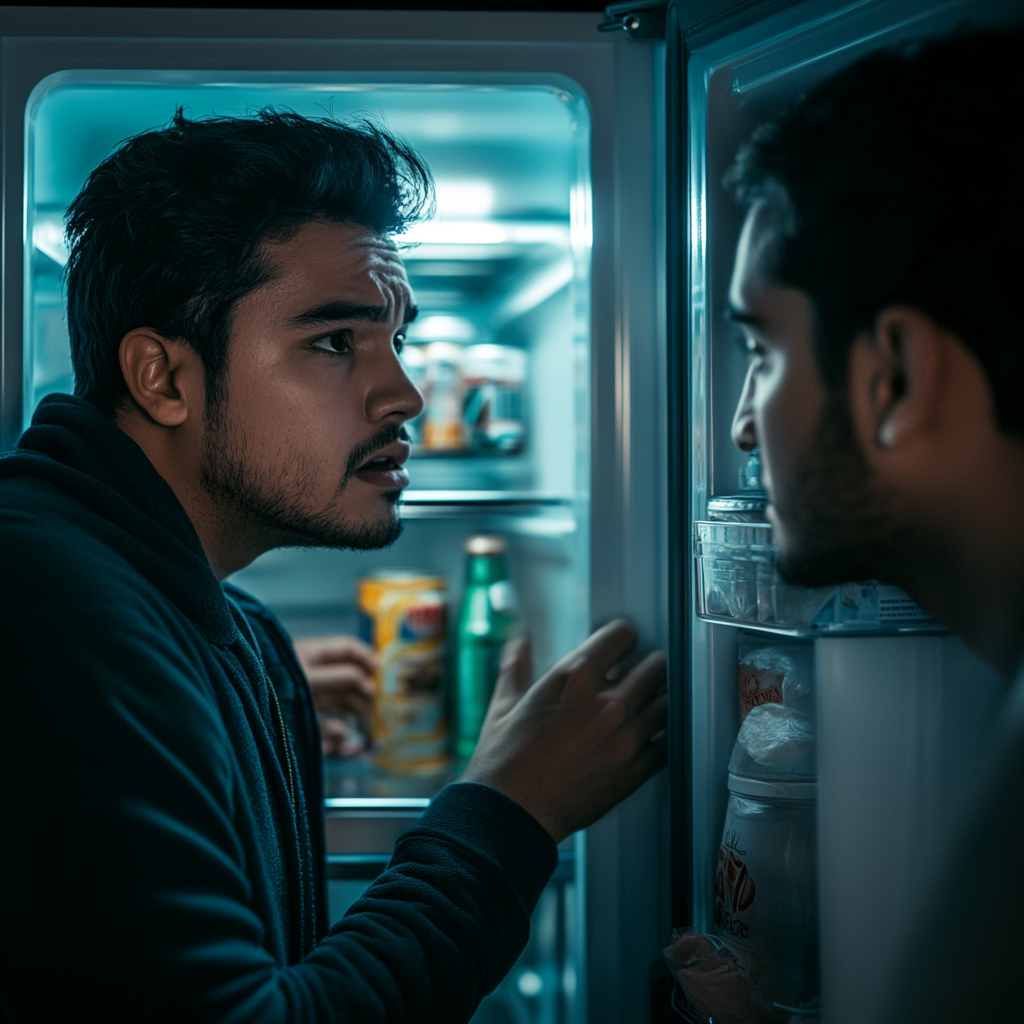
[1,518,557,1024]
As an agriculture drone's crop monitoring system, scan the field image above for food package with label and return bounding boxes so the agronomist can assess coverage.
[729,633,815,781]
[461,344,527,453]
[358,571,449,773]
[402,341,528,456]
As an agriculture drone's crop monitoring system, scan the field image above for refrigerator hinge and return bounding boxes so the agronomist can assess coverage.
[598,0,667,40]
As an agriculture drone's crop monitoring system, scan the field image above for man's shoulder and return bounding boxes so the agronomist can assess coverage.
[1,473,180,621]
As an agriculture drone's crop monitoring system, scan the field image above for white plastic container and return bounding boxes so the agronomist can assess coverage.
[713,774,819,1013]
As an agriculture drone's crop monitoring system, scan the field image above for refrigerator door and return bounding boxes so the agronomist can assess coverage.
[676,0,1019,1020]
[0,8,667,1023]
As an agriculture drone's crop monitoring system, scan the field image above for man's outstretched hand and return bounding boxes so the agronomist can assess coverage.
[462,620,668,844]
[293,635,378,758]
[293,635,377,716]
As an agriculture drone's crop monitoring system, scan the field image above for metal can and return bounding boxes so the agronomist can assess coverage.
[357,572,449,773]
[712,774,819,1011]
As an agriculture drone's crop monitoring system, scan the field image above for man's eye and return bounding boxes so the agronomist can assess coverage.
[313,330,353,355]
[394,331,406,355]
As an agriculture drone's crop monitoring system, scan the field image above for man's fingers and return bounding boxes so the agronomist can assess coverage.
[631,733,669,786]
[295,636,379,673]
[307,664,375,713]
[306,663,375,693]
[488,638,533,718]
[558,619,638,682]
[615,650,667,714]
[501,637,533,697]
[631,689,668,744]
[315,692,373,715]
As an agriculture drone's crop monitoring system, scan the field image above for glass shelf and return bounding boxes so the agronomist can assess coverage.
[401,490,568,507]
[696,612,949,640]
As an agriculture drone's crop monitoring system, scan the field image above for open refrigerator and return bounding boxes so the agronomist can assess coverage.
[1,2,1020,1021]
[1,8,667,1024]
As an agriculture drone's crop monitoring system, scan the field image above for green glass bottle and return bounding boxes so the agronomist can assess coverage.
[455,535,519,762]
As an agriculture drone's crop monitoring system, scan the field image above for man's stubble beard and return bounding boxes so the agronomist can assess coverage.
[773,391,906,588]
[198,398,406,553]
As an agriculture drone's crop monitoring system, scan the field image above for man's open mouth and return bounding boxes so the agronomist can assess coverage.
[353,442,411,491]
[359,454,401,472]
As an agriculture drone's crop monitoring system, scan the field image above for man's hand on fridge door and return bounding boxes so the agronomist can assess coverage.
[462,619,668,845]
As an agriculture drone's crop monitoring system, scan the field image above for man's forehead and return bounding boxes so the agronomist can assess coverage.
[729,203,787,310]
[267,220,402,269]
[263,220,413,315]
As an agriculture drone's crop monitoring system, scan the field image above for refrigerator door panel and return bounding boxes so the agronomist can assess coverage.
[815,635,1002,1022]
[1,10,666,1023]
[680,0,1022,1019]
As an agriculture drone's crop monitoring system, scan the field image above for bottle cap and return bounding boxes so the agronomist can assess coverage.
[465,534,506,556]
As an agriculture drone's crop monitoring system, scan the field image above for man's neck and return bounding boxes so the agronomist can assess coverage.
[901,461,1024,679]
[115,408,264,581]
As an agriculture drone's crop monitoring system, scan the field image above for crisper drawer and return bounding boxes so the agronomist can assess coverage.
[324,797,430,856]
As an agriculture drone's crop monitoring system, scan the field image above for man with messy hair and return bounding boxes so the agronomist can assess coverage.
[0,111,667,1021]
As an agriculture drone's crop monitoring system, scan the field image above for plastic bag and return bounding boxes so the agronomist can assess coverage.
[663,928,774,1024]
[737,635,814,720]
[734,702,814,767]
[732,635,815,779]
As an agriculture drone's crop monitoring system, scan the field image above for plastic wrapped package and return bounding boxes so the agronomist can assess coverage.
[730,634,815,781]
[733,703,814,769]
[663,927,774,1024]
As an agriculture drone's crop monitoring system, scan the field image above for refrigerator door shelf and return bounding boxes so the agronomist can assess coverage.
[694,520,941,637]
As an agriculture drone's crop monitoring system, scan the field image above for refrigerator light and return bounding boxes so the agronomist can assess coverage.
[32,212,68,266]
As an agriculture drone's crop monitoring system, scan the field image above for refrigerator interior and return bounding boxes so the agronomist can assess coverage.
[24,74,592,1024]
[683,0,1019,1019]
[26,75,591,744]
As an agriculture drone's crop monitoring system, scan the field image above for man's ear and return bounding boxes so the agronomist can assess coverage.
[118,329,197,427]
[848,306,945,454]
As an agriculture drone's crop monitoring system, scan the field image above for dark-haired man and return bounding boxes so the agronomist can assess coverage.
[726,28,1022,1021]
[0,111,666,1021]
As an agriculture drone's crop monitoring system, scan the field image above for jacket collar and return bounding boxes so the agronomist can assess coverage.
[1,393,239,645]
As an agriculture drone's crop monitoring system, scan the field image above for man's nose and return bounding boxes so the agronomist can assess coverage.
[368,351,425,424]
[731,365,758,452]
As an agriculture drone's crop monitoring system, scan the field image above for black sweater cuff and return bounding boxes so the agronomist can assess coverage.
[410,782,559,912]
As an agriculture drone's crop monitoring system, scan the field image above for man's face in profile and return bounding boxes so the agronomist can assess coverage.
[728,203,896,586]
[198,220,424,552]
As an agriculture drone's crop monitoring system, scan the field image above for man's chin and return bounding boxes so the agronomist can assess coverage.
[774,531,883,589]
[269,502,404,552]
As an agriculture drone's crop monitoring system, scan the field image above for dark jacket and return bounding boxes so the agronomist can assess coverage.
[0,394,556,1022]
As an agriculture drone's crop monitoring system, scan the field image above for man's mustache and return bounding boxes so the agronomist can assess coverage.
[339,423,412,489]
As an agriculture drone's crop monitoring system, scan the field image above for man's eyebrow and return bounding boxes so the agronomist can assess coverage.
[288,301,391,328]
[403,304,419,326]
[725,303,765,329]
